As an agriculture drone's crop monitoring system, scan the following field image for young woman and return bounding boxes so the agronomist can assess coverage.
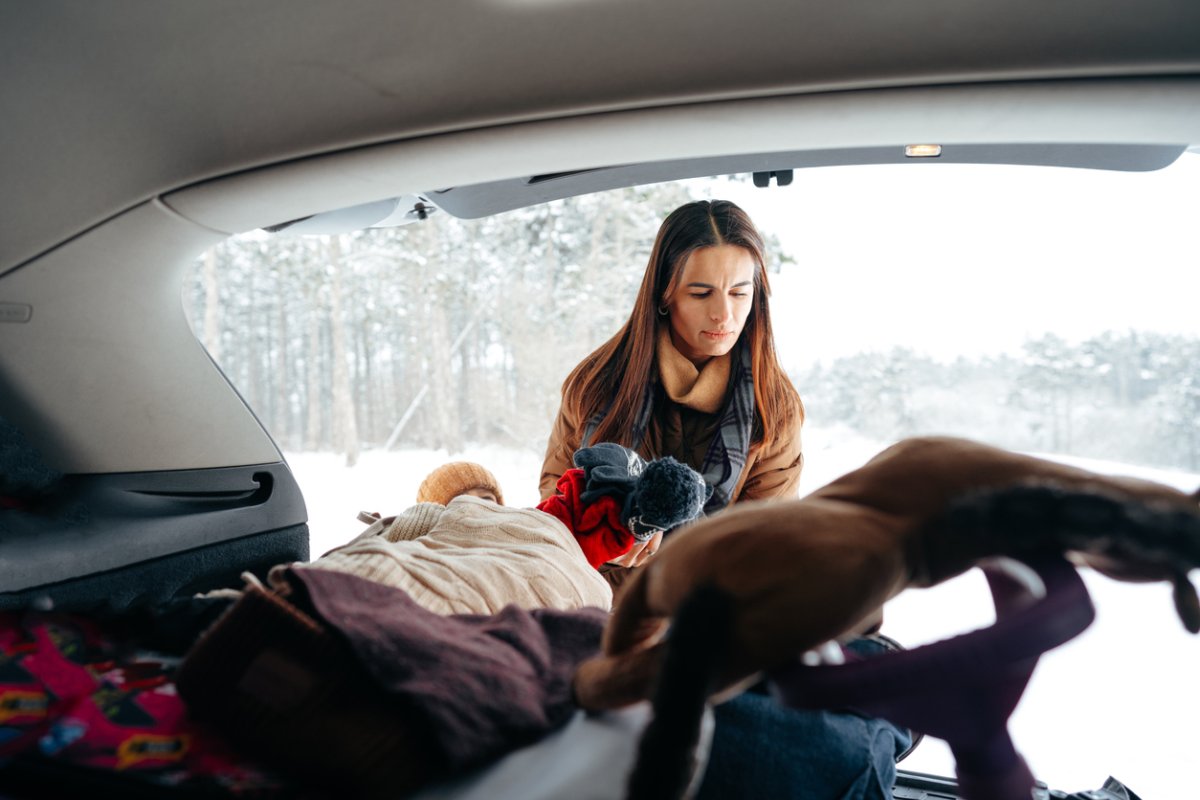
[540,199,804,563]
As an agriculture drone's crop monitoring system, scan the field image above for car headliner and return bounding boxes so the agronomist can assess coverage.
[4,0,1200,273]
[2,1,1200,477]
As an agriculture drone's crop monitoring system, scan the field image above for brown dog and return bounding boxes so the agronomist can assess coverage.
[574,436,1200,711]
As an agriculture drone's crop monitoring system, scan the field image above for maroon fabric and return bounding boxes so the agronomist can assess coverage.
[286,568,607,771]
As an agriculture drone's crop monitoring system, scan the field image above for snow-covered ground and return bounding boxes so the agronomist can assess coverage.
[285,432,1200,799]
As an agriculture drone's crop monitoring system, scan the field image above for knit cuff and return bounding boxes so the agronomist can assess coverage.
[383,502,444,542]
[624,515,661,542]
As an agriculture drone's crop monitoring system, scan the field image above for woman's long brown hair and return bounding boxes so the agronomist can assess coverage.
[560,199,803,451]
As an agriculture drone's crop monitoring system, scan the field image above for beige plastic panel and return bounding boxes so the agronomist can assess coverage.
[0,200,280,474]
[164,79,1200,236]
[6,1,1200,272]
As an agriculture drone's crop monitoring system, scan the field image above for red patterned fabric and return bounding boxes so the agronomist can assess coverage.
[536,469,634,567]
[0,611,283,795]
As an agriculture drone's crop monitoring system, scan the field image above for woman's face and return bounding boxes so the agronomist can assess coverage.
[665,244,756,367]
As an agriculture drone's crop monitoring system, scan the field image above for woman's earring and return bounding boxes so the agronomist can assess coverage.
[658,304,669,317]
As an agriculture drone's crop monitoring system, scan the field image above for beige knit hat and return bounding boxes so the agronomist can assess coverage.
[416,462,505,506]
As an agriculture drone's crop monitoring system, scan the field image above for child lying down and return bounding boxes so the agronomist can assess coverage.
[276,443,709,616]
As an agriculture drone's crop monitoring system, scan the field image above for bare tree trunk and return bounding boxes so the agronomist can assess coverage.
[245,258,266,415]
[303,305,323,451]
[274,283,291,448]
[357,319,374,444]
[304,246,326,452]
[584,195,610,275]
[203,247,221,360]
[327,236,361,467]
[460,327,479,441]
[428,301,462,453]
[384,316,477,450]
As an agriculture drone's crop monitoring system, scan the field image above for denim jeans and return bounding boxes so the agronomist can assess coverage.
[697,639,911,800]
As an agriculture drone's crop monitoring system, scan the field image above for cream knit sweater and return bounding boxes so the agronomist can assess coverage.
[290,496,612,616]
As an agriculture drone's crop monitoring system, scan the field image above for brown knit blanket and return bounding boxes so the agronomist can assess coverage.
[177,568,607,796]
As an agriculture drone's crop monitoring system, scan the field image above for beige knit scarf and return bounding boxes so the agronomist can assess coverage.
[655,327,730,414]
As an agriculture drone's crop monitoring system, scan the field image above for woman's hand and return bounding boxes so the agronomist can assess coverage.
[606,531,664,568]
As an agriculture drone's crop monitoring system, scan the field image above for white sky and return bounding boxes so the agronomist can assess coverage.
[687,153,1200,368]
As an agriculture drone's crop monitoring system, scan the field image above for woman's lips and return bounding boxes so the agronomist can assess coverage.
[702,330,733,340]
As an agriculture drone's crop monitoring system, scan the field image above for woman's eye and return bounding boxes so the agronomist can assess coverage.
[689,292,710,299]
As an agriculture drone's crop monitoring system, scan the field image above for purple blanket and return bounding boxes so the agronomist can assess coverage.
[286,568,608,771]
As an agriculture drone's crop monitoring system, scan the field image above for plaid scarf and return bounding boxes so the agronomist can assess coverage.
[584,342,755,514]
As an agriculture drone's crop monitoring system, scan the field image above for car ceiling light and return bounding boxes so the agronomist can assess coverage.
[905,144,943,158]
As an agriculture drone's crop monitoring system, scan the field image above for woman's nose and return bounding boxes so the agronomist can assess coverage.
[710,297,732,323]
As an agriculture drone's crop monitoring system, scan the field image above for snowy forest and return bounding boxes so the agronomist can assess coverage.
[183,183,1200,472]
[799,334,1200,471]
